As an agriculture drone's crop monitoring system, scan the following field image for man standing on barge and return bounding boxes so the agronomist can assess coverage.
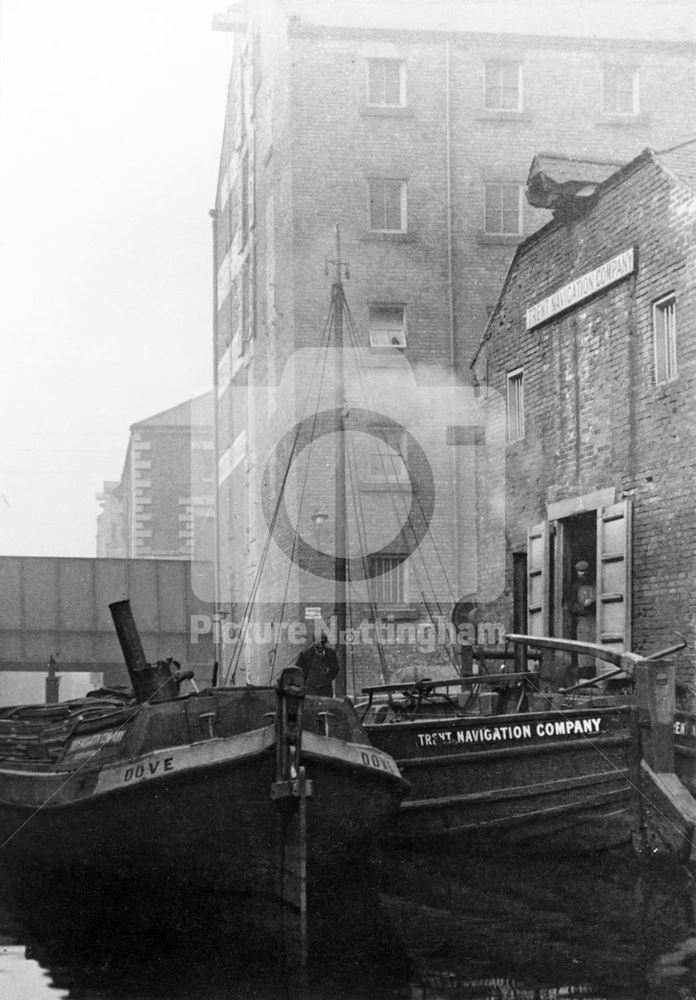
[295,633,339,696]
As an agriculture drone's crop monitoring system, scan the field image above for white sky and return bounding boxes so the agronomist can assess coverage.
[0,0,232,556]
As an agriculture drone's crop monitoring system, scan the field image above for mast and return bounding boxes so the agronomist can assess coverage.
[331,225,347,696]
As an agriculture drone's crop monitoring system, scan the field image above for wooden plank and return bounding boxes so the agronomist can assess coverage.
[400,767,629,811]
[505,632,641,671]
[527,520,549,636]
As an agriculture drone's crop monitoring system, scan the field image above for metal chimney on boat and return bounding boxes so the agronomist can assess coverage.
[109,599,179,703]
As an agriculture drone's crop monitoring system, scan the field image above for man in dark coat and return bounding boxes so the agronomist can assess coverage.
[566,559,597,677]
[295,634,339,696]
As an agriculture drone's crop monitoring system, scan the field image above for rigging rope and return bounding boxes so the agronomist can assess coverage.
[223,299,335,685]
[340,298,461,672]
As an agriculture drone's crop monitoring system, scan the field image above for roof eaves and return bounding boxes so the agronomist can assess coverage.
[471,147,659,368]
[129,391,212,432]
[651,136,696,194]
[470,240,527,369]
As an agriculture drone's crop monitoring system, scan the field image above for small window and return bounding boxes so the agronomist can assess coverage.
[367,59,406,107]
[368,178,406,232]
[484,60,522,111]
[507,368,524,441]
[368,305,406,347]
[368,555,407,605]
[366,427,408,482]
[484,183,522,235]
[654,295,677,383]
[602,65,639,115]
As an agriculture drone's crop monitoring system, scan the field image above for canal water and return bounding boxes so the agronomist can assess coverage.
[2,850,696,999]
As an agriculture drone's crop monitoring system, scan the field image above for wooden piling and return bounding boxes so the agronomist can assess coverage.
[628,704,644,852]
[635,658,696,861]
[271,668,313,969]
[274,768,309,967]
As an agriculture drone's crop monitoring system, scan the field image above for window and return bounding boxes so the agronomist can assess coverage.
[366,427,408,482]
[367,59,406,106]
[484,60,522,111]
[602,65,639,115]
[368,305,406,347]
[653,295,677,383]
[368,178,406,232]
[507,368,524,441]
[484,183,522,235]
[369,555,407,605]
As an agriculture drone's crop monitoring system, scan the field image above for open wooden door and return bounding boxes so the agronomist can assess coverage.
[596,499,632,655]
[527,520,550,636]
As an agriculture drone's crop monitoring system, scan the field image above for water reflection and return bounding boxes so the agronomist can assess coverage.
[2,852,696,999]
[380,849,696,1000]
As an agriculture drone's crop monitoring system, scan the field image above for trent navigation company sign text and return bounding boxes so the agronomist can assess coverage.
[525,247,635,330]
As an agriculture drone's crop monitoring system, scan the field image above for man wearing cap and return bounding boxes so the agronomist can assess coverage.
[567,560,597,676]
[295,633,339,696]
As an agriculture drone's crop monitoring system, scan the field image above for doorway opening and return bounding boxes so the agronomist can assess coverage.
[558,510,596,641]
[512,552,528,670]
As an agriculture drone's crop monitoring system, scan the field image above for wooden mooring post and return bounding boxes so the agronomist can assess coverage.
[635,658,696,862]
[45,655,60,704]
[270,667,313,969]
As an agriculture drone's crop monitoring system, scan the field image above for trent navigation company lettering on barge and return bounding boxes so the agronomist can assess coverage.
[416,716,604,748]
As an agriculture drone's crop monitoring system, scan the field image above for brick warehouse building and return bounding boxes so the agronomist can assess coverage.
[210,0,696,690]
[471,140,696,670]
[97,394,215,564]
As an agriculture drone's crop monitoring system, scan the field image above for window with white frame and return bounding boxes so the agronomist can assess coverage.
[506,368,524,441]
[367,59,406,106]
[368,554,407,604]
[602,65,639,115]
[484,60,522,111]
[368,304,406,347]
[484,183,522,235]
[366,426,408,482]
[368,178,406,232]
[653,294,677,383]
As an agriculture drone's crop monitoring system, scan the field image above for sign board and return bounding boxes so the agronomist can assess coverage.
[304,607,322,619]
[526,247,635,331]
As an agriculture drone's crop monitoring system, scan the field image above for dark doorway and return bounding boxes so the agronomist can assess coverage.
[560,510,596,641]
[512,552,527,670]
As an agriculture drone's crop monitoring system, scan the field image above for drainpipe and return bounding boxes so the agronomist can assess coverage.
[445,37,462,596]
[210,206,222,680]
[445,37,456,370]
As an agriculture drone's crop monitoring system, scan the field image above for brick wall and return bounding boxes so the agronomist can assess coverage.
[213,4,696,688]
[476,151,696,664]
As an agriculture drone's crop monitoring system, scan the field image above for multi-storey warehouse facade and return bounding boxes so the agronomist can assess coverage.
[211,0,696,689]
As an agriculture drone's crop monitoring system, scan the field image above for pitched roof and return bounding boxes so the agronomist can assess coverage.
[130,391,213,431]
[653,137,696,192]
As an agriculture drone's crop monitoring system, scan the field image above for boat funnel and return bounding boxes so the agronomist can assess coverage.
[109,599,179,703]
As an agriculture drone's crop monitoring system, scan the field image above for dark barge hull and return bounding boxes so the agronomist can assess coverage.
[0,681,407,955]
[366,704,634,853]
[0,727,403,892]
